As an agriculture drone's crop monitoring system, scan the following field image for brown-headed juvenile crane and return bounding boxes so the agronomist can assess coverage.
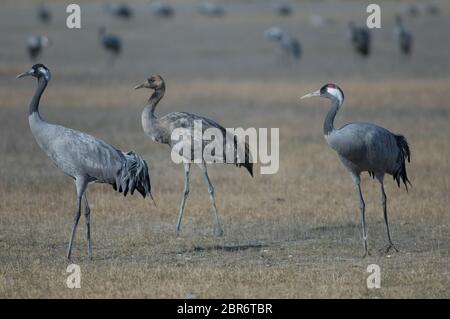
[301,83,411,257]
[17,64,153,260]
[134,75,253,236]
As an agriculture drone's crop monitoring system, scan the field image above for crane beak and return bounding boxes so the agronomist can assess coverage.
[300,90,320,100]
[134,83,145,90]
[16,70,32,79]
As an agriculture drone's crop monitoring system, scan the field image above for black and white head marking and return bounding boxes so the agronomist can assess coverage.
[31,64,51,81]
[320,83,344,104]
[37,66,51,81]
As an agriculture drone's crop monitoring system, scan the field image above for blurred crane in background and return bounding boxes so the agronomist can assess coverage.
[198,2,226,17]
[37,3,51,24]
[150,2,175,18]
[104,2,134,20]
[272,3,292,17]
[264,27,301,63]
[99,27,122,65]
[394,15,413,56]
[348,22,371,57]
[26,35,51,61]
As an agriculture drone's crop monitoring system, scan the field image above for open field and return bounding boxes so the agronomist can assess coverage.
[0,0,449,298]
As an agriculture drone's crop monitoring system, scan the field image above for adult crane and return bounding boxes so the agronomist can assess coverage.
[134,75,253,236]
[17,64,153,260]
[301,83,411,256]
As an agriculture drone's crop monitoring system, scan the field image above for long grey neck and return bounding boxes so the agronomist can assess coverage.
[323,98,341,136]
[29,77,48,116]
[144,88,165,119]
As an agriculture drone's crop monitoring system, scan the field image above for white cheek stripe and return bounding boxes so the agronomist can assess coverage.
[38,67,50,80]
[327,87,343,103]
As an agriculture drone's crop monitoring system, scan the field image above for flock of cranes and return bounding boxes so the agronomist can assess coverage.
[28,1,437,63]
[17,2,428,260]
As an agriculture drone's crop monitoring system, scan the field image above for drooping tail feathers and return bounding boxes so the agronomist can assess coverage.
[114,151,153,200]
[393,134,411,191]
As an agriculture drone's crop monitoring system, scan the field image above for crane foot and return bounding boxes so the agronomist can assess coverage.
[381,243,399,254]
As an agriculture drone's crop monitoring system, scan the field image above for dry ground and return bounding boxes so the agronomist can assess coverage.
[0,0,449,298]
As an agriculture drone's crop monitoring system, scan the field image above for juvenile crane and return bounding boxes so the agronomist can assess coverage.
[301,83,411,256]
[17,64,153,260]
[134,75,253,236]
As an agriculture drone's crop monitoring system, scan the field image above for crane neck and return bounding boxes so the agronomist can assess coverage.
[144,87,165,119]
[29,76,48,116]
[323,97,342,136]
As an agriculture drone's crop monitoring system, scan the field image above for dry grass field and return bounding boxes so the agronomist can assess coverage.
[0,0,449,298]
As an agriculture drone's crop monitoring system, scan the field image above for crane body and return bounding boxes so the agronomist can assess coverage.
[301,83,411,256]
[17,64,153,260]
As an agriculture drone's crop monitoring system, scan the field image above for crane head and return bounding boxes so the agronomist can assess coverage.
[134,74,165,90]
[16,64,51,81]
[301,83,344,103]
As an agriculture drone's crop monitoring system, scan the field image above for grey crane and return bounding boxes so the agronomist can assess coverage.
[150,2,175,18]
[272,3,293,17]
[264,27,301,63]
[17,64,153,260]
[134,75,253,236]
[37,3,51,24]
[425,3,440,16]
[348,22,371,57]
[400,3,420,18]
[104,2,134,20]
[26,35,51,61]
[198,2,226,18]
[394,15,413,56]
[99,27,122,65]
[301,83,411,257]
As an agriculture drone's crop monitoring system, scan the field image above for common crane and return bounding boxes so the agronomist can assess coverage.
[301,83,411,256]
[17,64,153,260]
[134,75,253,236]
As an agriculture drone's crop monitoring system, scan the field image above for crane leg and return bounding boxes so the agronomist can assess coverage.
[67,178,87,260]
[380,182,399,254]
[353,176,369,257]
[83,194,93,259]
[176,163,191,236]
[200,162,223,237]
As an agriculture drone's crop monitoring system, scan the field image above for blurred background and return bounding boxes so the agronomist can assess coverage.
[0,0,449,298]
